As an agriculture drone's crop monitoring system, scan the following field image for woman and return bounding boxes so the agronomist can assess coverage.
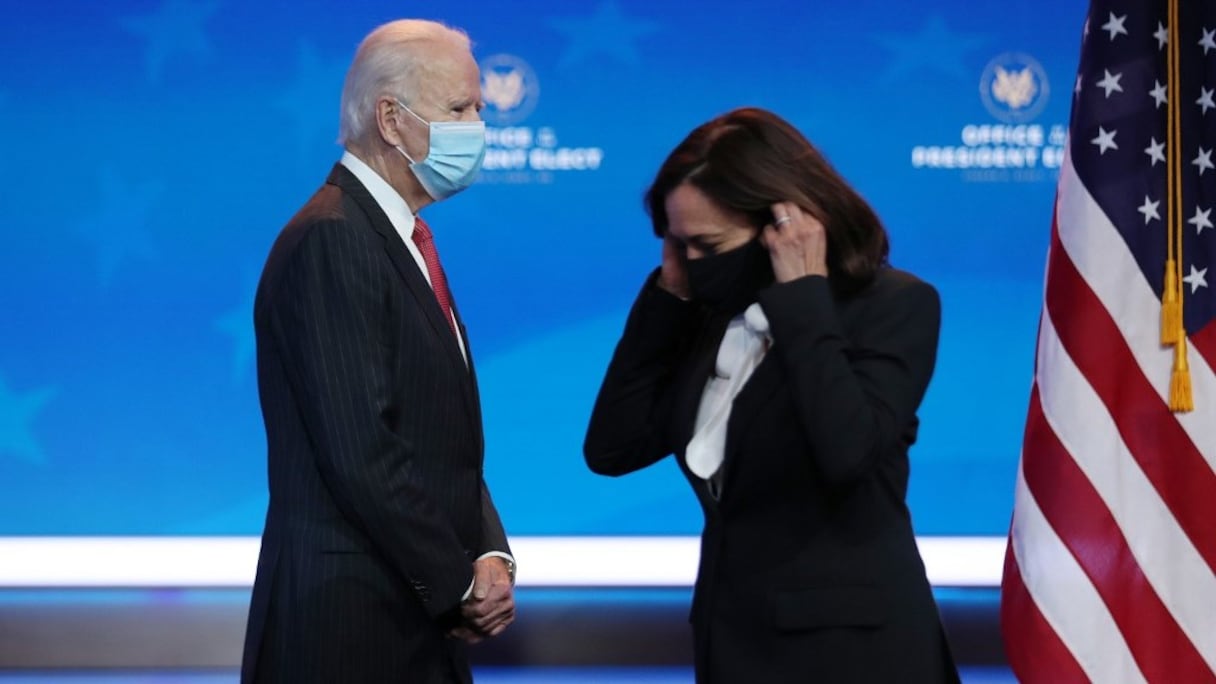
[584,107,959,683]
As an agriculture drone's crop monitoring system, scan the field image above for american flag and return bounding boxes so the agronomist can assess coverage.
[1000,0,1216,682]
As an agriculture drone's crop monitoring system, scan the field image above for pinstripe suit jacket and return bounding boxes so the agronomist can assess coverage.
[241,164,510,684]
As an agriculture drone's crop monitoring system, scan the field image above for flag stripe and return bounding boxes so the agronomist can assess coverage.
[1055,158,1216,468]
[1024,386,1216,681]
[1003,3,1216,680]
[1000,546,1090,684]
[1035,302,1216,673]
[1007,453,1146,683]
[1046,221,1216,576]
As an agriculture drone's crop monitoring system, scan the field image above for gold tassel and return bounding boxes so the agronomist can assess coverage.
[1169,338,1193,413]
[1161,261,1181,344]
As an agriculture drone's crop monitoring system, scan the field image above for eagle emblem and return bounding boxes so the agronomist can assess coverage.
[991,66,1038,111]
[483,70,526,112]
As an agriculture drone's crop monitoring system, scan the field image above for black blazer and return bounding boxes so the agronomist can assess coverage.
[242,164,510,684]
[585,269,958,684]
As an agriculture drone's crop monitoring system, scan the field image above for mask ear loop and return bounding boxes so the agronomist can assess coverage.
[393,99,428,164]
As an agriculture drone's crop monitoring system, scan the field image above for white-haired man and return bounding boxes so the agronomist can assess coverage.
[242,19,514,683]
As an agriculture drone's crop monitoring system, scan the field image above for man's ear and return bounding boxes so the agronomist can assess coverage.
[376,96,405,147]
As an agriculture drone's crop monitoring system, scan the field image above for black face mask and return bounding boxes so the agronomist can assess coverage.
[684,239,773,313]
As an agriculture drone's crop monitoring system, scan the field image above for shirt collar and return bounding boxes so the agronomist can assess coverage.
[339,150,416,244]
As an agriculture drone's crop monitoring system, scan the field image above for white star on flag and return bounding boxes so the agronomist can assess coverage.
[1138,196,1161,224]
[1150,80,1168,108]
[1145,137,1166,166]
[1096,70,1124,97]
[1092,126,1118,154]
[1190,206,1213,235]
[1195,147,1215,175]
[1102,12,1128,40]
[1183,265,1209,294]
[1154,22,1168,49]
[1200,27,1216,55]
[1198,87,1215,115]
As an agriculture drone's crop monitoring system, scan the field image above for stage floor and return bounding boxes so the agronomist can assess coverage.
[0,668,1015,683]
[0,587,1009,680]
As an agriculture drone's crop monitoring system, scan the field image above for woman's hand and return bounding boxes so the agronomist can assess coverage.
[762,201,828,283]
[658,234,691,299]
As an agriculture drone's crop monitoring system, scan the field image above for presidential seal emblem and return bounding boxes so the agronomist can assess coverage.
[980,53,1049,123]
[479,53,540,126]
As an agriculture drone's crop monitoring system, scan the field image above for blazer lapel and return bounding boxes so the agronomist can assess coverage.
[668,312,732,508]
[325,164,477,412]
[452,302,485,452]
[723,352,782,450]
[672,314,729,451]
[702,319,785,501]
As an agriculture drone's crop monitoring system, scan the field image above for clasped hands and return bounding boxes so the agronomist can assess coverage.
[659,200,828,298]
[448,555,515,643]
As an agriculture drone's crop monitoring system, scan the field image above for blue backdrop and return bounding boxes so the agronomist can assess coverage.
[0,0,1085,536]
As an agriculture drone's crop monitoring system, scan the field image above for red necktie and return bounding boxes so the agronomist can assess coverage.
[411,217,459,340]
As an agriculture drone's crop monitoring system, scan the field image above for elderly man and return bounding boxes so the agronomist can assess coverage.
[241,19,514,684]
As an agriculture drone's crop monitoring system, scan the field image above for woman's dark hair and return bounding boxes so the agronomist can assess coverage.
[645,107,889,294]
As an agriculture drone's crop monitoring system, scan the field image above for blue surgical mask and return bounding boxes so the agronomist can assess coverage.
[394,100,486,201]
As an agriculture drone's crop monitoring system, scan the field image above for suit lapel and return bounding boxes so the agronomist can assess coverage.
[689,313,785,502]
[325,164,477,414]
[673,315,727,449]
[723,352,782,458]
[452,302,485,451]
[721,294,849,493]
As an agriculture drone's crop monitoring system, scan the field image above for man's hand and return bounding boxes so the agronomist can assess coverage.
[450,556,514,642]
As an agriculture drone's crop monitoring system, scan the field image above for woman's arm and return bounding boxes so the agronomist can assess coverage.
[584,271,701,476]
[758,273,941,489]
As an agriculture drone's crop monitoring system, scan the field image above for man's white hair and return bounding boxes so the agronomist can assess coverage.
[337,19,471,146]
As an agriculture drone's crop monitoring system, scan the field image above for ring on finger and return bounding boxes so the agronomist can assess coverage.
[774,215,792,226]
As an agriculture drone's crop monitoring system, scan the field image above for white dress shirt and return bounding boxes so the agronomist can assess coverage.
[339,151,468,363]
[686,303,771,497]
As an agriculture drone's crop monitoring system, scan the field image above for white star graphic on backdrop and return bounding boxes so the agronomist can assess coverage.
[1190,206,1213,235]
[119,0,219,84]
[549,2,659,69]
[1092,127,1118,154]
[1154,22,1168,49]
[873,16,987,84]
[1200,28,1216,55]
[213,276,257,384]
[1195,147,1215,175]
[1096,69,1124,98]
[1101,12,1128,40]
[1183,265,1208,294]
[1145,137,1166,166]
[1137,196,1161,224]
[1149,80,1167,108]
[76,168,163,285]
[1198,87,1215,115]
[0,375,56,465]
[275,40,348,164]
